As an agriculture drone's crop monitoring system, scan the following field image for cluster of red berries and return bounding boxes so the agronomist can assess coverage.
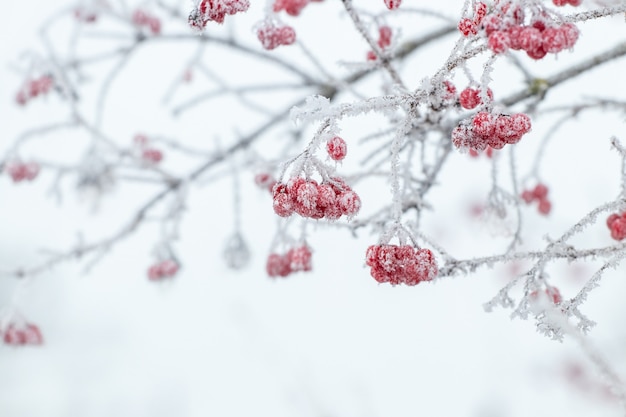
[521,183,551,215]
[365,244,437,285]
[452,111,531,152]
[147,259,179,281]
[257,22,296,50]
[458,2,488,36]
[2,322,43,346]
[132,9,161,35]
[4,161,40,183]
[488,20,579,58]
[384,0,401,10]
[15,75,54,106]
[272,176,361,220]
[367,25,393,61]
[326,136,347,161]
[272,0,323,16]
[189,0,250,29]
[459,87,493,110]
[266,244,312,277]
[606,211,626,241]
[134,134,164,164]
[74,8,98,23]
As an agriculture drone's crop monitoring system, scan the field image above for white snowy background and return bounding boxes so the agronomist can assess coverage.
[1,1,625,417]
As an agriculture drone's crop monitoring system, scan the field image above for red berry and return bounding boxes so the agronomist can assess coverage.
[532,183,548,200]
[472,112,495,139]
[458,18,477,37]
[488,30,510,54]
[560,23,579,49]
[384,0,401,10]
[538,198,551,215]
[273,193,293,217]
[273,0,309,16]
[326,136,347,161]
[473,2,487,25]
[287,245,312,272]
[482,15,502,36]
[607,213,621,228]
[254,173,275,191]
[521,190,535,204]
[542,27,566,54]
[378,26,393,49]
[338,190,361,217]
[459,88,481,110]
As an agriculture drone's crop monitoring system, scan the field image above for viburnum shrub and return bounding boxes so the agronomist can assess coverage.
[3,0,626,404]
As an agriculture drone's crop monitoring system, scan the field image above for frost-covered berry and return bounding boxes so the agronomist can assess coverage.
[488,30,510,54]
[560,23,580,49]
[378,26,393,49]
[459,87,493,109]
[384,0,401,10]
[326,136,347,161]
[472,112,496,139]
[273,0,309,16]
[338,190,361,217]
[273,191,293,217]
[607,212,626,240]
[287,244,312,272]
[458,18,477,37]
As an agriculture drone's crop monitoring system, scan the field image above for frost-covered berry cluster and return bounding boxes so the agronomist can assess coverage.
[15,75,54,106]
[2,321,43,346]
[257,21,296,50]
[188,0,250,29]
[147,260,179,281]
[4,161,40,183]
[266,244,312,277]
[272,177,361,220]
[521,183,551,215]
[452,112,531,152]
[365,244,437,285]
